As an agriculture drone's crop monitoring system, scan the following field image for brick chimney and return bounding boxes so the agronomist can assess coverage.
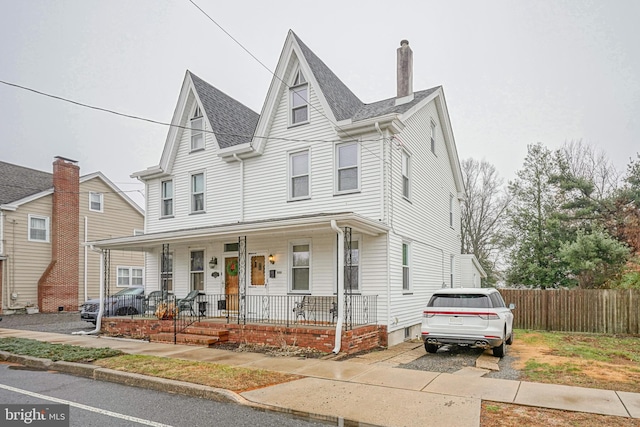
[396,39,414,105]
[38,156,80,312]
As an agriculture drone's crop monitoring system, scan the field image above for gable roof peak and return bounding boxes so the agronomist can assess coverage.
[289,31,363,121]
[186,71,259,149]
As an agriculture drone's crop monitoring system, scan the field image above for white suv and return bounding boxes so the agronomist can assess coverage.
[421,288,515,357]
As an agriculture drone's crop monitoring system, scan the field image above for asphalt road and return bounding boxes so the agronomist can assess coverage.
[0,363,325,427]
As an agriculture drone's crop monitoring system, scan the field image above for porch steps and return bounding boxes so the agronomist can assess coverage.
[149,330,229,347]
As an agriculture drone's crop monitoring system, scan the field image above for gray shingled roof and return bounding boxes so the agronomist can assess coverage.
[0,161,52,205]
[187,34,440,149]
[189,71,259,149]
[291,32,363,122]
[351,87,441,121]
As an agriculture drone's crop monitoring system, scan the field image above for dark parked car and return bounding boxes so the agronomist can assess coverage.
[81,286,144,324]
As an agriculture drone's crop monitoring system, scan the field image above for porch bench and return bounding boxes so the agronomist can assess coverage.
[293,296,337,323]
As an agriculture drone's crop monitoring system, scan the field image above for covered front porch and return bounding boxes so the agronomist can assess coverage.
[90,213,389,353]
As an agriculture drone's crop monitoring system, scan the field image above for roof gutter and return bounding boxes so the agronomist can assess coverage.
[336,113,404,138]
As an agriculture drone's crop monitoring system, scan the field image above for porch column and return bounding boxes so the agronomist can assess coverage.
[238,236,246,324]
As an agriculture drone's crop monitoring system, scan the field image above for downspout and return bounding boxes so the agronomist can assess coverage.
[375,122,392,334]
[83,217,88,302]
[330,220,344,354]
[6,219,22,310]
[233,154,244,222]
[73,246,103,335]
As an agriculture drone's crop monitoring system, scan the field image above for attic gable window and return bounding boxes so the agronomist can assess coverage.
[290,70,308,125]
[430,120,436,154]
[190,105,204,151]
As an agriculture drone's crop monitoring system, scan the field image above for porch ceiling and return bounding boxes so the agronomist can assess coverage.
[87,212,389,251]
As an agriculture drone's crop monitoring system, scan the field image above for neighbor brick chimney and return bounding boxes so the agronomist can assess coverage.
[396,39,414,105]
[38,156,80,312]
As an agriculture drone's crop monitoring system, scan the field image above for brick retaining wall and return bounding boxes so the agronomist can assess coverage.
[102,318,387,354]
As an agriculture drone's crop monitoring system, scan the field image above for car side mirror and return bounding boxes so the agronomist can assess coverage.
[509,303,516,310]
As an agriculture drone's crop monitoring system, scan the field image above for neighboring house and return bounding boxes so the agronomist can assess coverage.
[0,157,144,313]
[91,31,469,346]
[458,254,488,288]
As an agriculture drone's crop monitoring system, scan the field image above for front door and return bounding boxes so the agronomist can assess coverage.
[224,257,239,311]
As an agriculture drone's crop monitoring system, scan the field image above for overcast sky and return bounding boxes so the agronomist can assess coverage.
[1,0,638,208]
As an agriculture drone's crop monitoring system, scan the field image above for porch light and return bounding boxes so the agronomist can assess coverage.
[268,254,275,264]
[209,257,218,269]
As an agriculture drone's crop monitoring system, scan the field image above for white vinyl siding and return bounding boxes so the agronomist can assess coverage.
[289,149,310,200]
[449,194,454,228]
[336,141,359,193]
[28,214,49,242]
[89,192,103,212]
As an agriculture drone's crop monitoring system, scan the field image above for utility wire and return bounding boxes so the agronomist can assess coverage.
[0,79,385,146]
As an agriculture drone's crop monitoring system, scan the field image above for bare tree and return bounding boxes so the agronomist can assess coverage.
[460,158,511,286]
[561,140,620,199]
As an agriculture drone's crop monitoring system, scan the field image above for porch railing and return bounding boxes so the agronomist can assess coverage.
[112,293,377,330]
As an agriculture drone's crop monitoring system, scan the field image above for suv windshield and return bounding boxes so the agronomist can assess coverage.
[428,294,491,308]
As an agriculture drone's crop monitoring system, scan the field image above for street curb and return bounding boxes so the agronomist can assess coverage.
[0,351,379,426]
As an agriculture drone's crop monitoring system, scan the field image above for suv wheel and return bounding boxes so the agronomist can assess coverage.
[492,339,506,357]
[425,343,439,354]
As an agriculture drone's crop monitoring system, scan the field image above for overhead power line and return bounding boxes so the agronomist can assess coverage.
[0,79,384,145]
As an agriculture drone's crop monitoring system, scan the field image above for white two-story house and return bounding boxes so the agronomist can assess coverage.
[93,31,471,347]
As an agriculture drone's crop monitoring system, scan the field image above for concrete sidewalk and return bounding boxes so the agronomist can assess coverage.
[1,328,638,426]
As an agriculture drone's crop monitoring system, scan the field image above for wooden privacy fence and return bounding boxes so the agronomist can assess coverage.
[499,289,640,334]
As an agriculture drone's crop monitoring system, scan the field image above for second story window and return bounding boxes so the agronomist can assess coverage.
[402,151,410,199]
[89,192,103,212]
[290,150,309,200]
[191,173,205,213]
[290,70,308,125]
[161,180,173,217]
[190,105,204,151]
[336,142,359,193]
[28,214,49,242]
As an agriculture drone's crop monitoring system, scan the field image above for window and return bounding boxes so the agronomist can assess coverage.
[291,243,310,291]
[402,243,410,290]
[290,150,309,199]
[117,267,144,287]
[345,240,359,291]
[89,192,103,212]
[190,250,204,291]
[450,255,455,288]
[161,252,173,292]
[28,215,49,242]
[336,142,359,192]
[430,120,436,154]
[449,194,454,228]
[161,180,173,217]
[191,173,204,213]
[290,70,308,125]
[190,105,204,151]
[224,242,239,252]
[402,151,410,199]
